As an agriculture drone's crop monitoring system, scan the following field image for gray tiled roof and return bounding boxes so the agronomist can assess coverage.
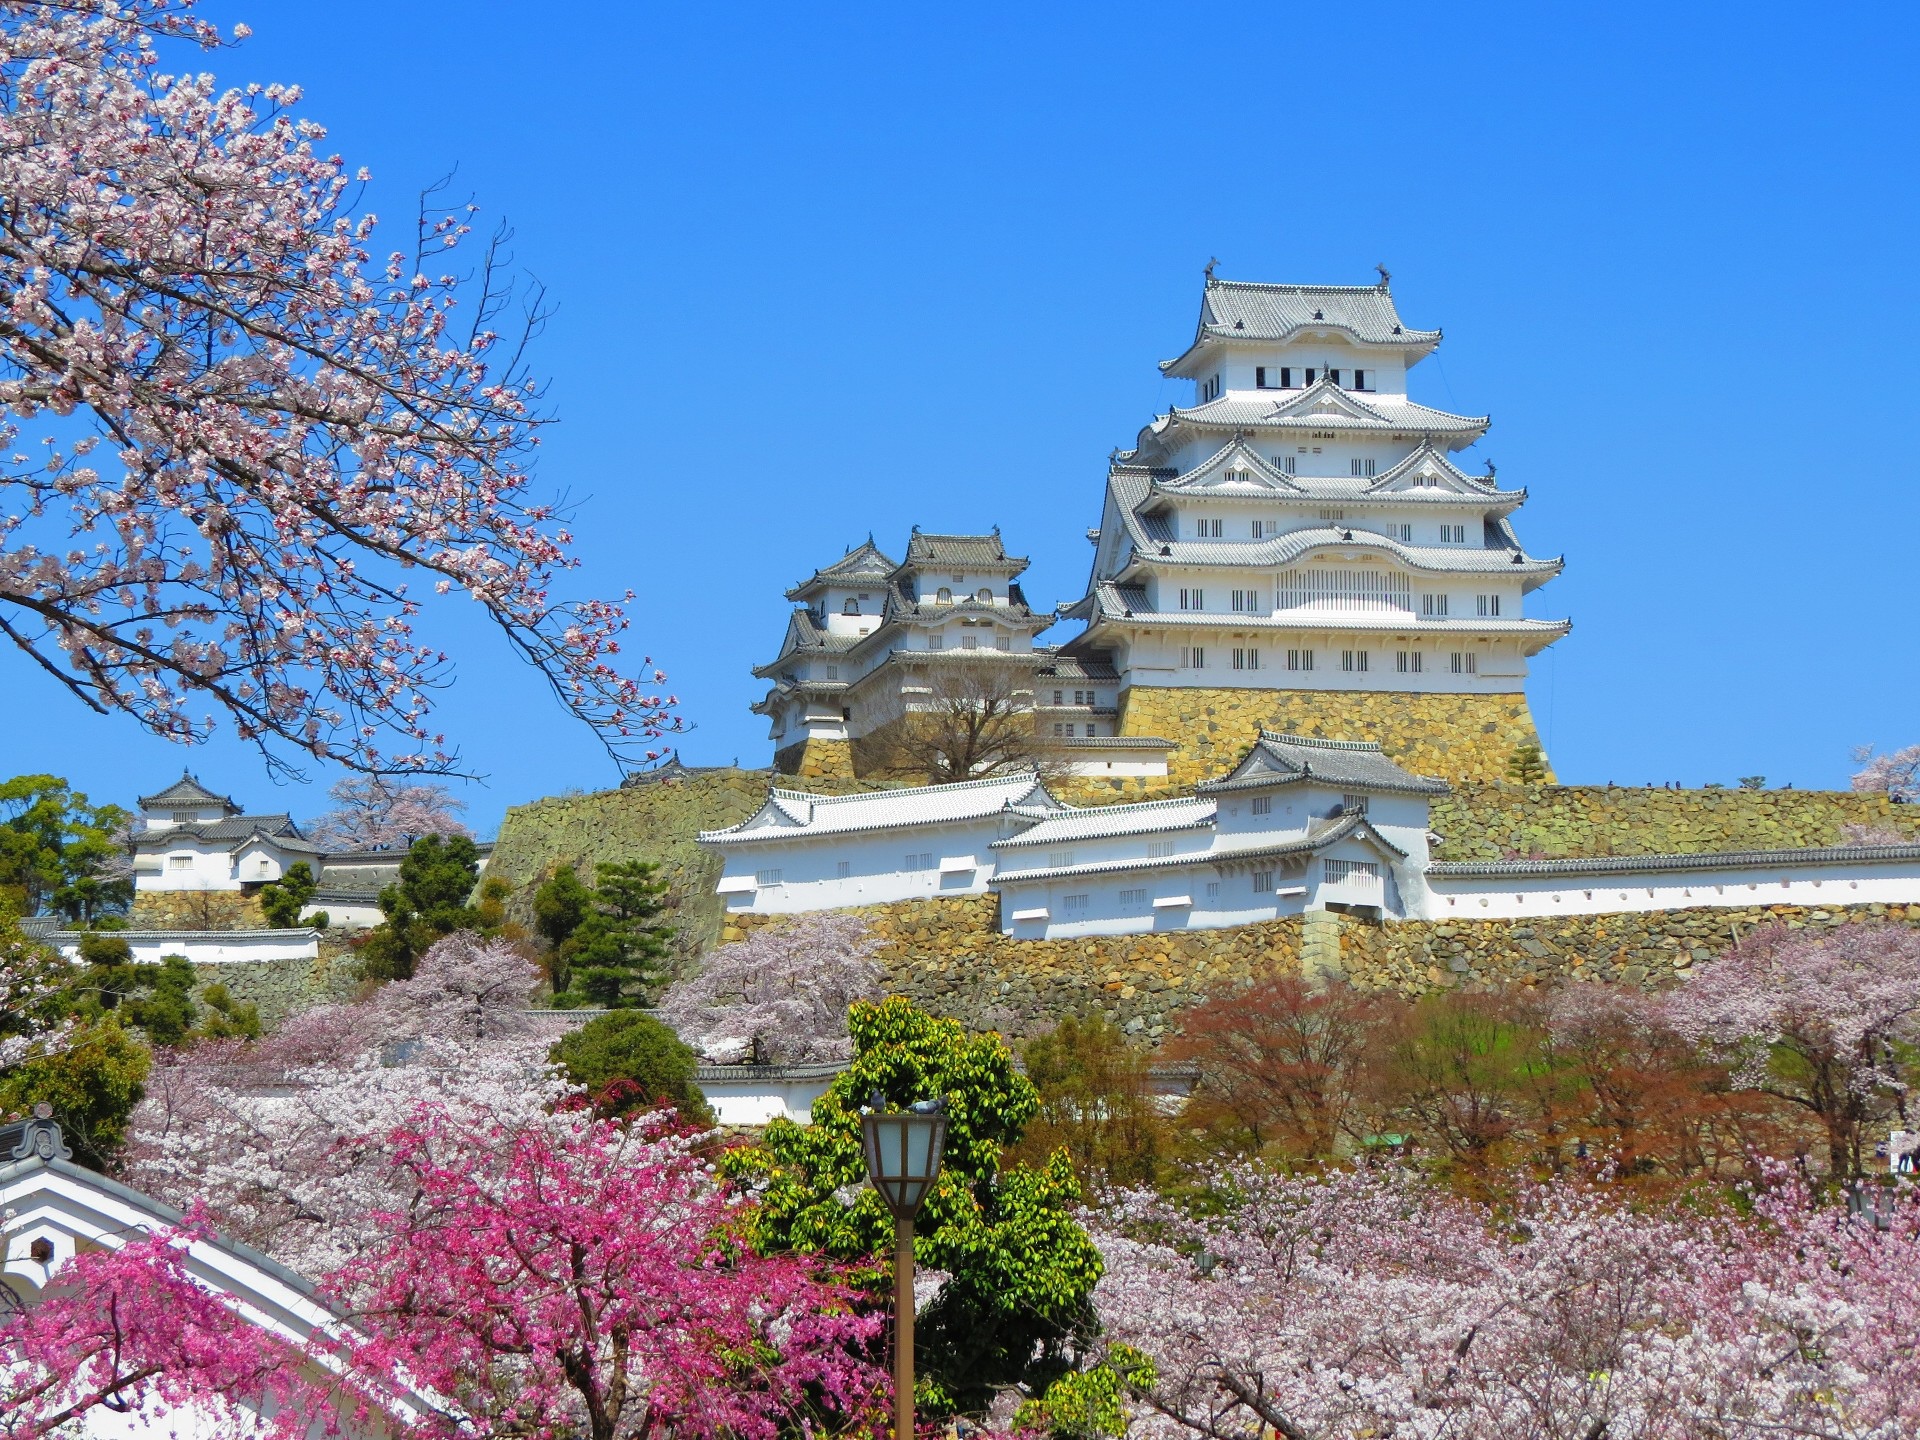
[136,773,237,811]
[135,813,323,855]
[1200,732,1450,797]
[992,794,1217,849]
[1146,384,1486,441]
[901,532,1027,573]
[1034,650,1119,682]
[751,608,863,677]
[1426,843,1920,880]
[1161,279,1441,377]
[784,539,899,600]
[1070,580,1569,640]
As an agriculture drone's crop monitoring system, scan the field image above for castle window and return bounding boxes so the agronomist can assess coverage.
[755,868,783,887]
[1196,517,1223,538]
[1074,690,1092,705]
[171,810,196,823]
[1440,523,1467,543]
[1304,369,1315,385]
[1328,369,1342,386]
[1251,519,1276,538]
[1477,593,1502,617]
[1421,593,1448,617]
[825,665,839,679]
[1063,893,1090,913]
[841,707,852,721]
[1451,651,1477,674]
[961,633,978,650]
[1206,881,1221,898]
[976,587,992,602]
[951,575,964,586]
[843,599,860,615]
[1251,796,1273,816]
[1350,457,1377,478]
[1146,840,1176,858]
[1353,369,1367,390]
[1342,793,1369,813]
[928,634,944,650]
[836,860,851,878]
[1252,870,1275,892]
[1231,589,1261,613]
[1282,455,1297,475]
[1052,723,1065,737]
[995,635,1010,651]
[1050,851,1075,868]
[1280,367,1293,387]
[1119,888,1147,906]
[1286,648,1313,672]
[1325,859,1380,885]
[1232,647,1260,671]
[168,854,193,870]
[1396,650,1423,674]
[1087,723,1100,737]
[1178,587,1204,610]
[1180,646,1206,669]
[1053,690,1064,704]
[936,587,952,603]
[1342,649,1369,672]
[1318,508,1345,522]
[1201,374,1221,401]
[903,853,934,871]
[1388,523,1413,541]
[1255,366,1269,388]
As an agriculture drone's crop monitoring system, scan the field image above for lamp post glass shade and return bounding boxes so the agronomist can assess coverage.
[861,1111,948,1218]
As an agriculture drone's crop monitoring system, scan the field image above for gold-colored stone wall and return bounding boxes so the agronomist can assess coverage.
[772,737,855,779]
[1117,685,1550,788]
[130,889,269,931]
[724,896,1303,1042]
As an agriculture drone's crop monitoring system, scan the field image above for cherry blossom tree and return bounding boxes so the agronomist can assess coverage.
[120,929,563,1274]
[1076,1161,1920,1440]
[656,912,884,1064]
[1664,922,1920,1182]
[1851,743,1920,803]
[304,776,472,850]
[0,0,676,777]
[330,1102,887,1440]
[0,1220,313,1439]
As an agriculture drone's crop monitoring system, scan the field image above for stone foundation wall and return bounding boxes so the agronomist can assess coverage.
[188,935,365,1028]
[131,889,268,931]
[1431,785,1920,861]
[1117,686,1549,788]
[723,896,1302,1041]
[1336,902,1920,997]
[773,738,855,780]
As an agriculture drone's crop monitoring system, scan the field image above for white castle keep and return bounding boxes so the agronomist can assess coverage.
[1062,272,1570,699]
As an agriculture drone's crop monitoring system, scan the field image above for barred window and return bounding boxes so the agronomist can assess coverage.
[1342,649,1369,673]
[1232,647,1261,671]
[836,860,851,878]
[902,853,934,872]
[1396,650,1423,674]
[1276,567,1411,612]
[755,868,784,886]
[1440,523,1467,543]
[1196,517,1223,538]
[1286,648,1313,672]
[1325,859,1381,885]
[1119,888,1147,906]
[1180,646,1207,669]
[1450,651,1477,675]
[1349,457,1377,478]
[1231,588,1262,612]
[1251,796,1273,816]
[1178,587,1205,610]
[1421,593,1449,617]
[1252,870,1275,892]
[1477,593,1502,617]
[1146,840,1176,859]
[1063,893,1091,914]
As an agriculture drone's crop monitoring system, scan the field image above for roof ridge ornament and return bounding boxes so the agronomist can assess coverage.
[1375,262,1391,288]
[1204,257,1219,285]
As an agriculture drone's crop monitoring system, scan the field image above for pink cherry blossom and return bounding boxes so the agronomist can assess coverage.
[0,0,677,776]
[304,776,473,849]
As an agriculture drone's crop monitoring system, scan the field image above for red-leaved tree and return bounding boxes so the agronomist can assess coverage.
[0,0,675,776]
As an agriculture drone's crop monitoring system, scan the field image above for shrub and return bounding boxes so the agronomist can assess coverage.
[549,1010,710,1125]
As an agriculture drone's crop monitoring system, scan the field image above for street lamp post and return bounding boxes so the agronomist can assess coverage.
[861,1100,949,1440]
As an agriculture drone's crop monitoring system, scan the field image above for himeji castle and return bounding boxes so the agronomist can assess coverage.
[1060,269,1571,786]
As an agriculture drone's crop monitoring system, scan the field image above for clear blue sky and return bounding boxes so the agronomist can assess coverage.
[4,1,1916,835]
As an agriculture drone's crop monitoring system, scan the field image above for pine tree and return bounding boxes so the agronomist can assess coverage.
[553,861,673,1010]
[258,862,320,929]
[361,835,483,981]
[1506,743,1548,785]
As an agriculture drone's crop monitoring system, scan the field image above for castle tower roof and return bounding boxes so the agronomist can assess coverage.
[136,772,239,814]
[1160,276,1442,379]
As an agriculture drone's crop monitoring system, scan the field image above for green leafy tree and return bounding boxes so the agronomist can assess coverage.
[0,1016,150,1170]
[1010,1015,1170,1191]
[62,936,257,1047]
[727,997,1103,1417]
[1738,775,1767,791]
[1506,743,1548,785]
[0,774,130,922]
[257,861,320,929]
[551,861,673,1009]
[549,1010,712,1125]
[361,834,483,981]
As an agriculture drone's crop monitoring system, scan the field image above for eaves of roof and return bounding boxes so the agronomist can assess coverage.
[1112,522,1563,578]
[991,818,1383,886]
[992,794,1220,850]
[1426,843,1920,881]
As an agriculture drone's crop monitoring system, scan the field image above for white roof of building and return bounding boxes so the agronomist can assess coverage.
[699,771,1058,846]
[1200,732,1451,797]
[1129,379,1488,456]
[991,794,1217,850]
[1061,580,1572,643]
[991,811,1406,886]
[1161,278,1442,378]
